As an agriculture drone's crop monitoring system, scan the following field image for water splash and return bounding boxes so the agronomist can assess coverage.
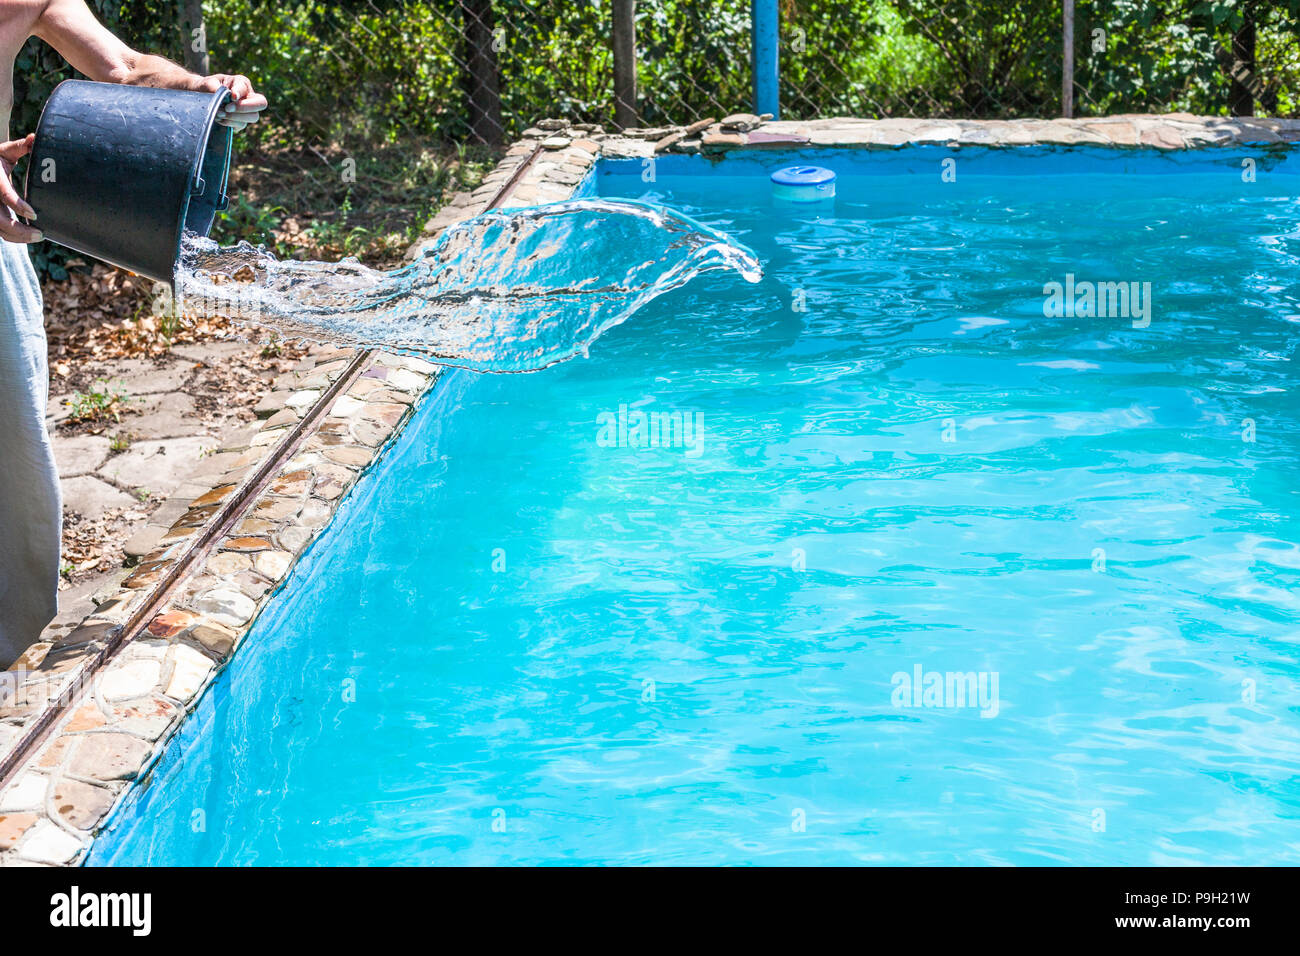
[176,199,763,373]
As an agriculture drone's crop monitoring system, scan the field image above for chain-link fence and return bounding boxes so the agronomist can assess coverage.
[780,1,1293,122]
[250,0,1297,144]
[14,1,1297,156]
[290,0,1300,143]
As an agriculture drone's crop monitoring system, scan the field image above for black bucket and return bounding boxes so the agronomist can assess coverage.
[23,79,232,285]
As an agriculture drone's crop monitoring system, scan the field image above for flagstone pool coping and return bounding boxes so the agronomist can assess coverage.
[1,113,1295,865]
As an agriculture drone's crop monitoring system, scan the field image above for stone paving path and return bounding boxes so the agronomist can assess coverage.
[42,338,312,643]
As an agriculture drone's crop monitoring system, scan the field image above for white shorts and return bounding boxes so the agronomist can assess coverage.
[0,239,58,665]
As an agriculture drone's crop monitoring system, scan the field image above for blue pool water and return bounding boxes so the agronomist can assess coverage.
[91,147,1300,866]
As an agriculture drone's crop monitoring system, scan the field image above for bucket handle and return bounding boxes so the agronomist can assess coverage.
[211,123,232,212]
[191,172,229,211]
[192,88,233,211]
[190,160,231,211]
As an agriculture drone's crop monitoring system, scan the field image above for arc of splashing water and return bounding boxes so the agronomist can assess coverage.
[177,199,764,373]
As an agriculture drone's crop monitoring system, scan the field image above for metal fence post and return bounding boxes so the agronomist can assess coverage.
[752,0,780,118]
[1229,16,1257,116]
[1062,0,1075,118]
[179,0,209,75]
[459,0,502,146]
[612,0,637,129]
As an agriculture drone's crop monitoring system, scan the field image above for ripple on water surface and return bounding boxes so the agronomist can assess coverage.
[91,153,1300,866]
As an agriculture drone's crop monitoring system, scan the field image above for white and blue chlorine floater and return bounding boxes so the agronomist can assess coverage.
[770,165,836,203]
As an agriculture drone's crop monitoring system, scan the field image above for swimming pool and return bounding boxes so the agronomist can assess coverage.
[89,146,1300,865]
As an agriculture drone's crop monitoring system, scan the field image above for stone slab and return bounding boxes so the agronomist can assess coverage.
[97,436,221,494]
[53,435,112,479]
[59,475,137,516]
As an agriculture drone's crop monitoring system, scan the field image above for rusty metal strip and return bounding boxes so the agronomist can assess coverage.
[0,350,371,785]
[491,141,546,206]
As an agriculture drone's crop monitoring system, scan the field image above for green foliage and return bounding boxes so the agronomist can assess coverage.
[202,1,470,146]
[214,193,295,257]
[27,241,72,281]
[496,0,617,125]
[1075,0,1300,115]
[209,139,494,266]
[305,192,370,257]
[783,2,946,117]
[886,1,1061,115]
[63,379,130,425]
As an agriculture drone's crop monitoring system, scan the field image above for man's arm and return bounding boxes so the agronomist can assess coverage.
[32,0,265,129]
[1,0,267,242]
